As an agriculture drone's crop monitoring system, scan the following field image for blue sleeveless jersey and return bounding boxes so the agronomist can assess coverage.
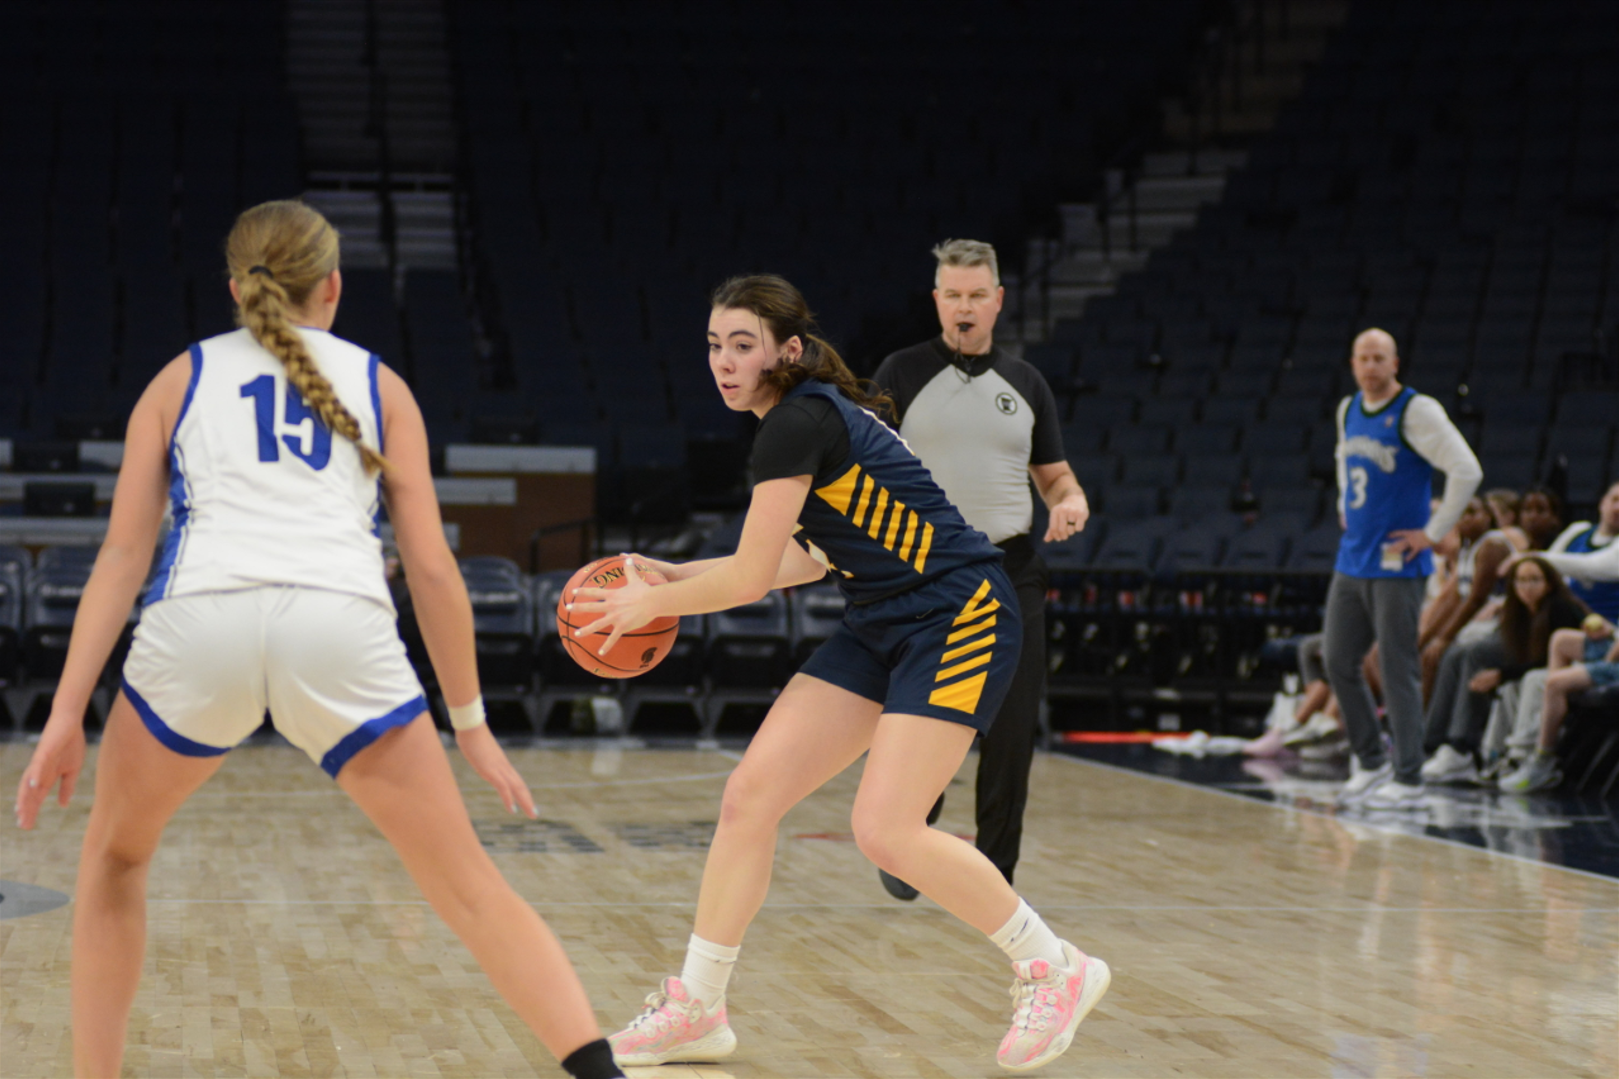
[1335,387,1434,579]
[786,380,1002,606]
[1564,525,1619,621]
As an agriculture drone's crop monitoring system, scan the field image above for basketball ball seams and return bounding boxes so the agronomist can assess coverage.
[555,554,680,678]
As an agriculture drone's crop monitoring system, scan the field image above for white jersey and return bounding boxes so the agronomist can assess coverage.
[1456,528,1509,600]
[144,326,392,612]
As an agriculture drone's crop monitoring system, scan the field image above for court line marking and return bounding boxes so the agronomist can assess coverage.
[1046,751,1619,888]
[179,768,739,797]
[135,898,1619,913]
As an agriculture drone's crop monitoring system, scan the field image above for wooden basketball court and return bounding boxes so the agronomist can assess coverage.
[4,738,1615,1077]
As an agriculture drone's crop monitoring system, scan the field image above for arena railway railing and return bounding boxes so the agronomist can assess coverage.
[1043,565,1331,727]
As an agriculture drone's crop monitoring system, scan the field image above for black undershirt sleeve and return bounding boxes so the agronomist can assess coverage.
[749,395,850,486]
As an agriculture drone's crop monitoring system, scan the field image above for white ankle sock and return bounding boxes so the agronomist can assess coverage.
[680,934,739,1004]
[989,899,1068,968]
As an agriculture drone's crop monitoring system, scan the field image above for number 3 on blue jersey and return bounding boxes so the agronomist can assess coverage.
[240,375,333,470]
[1347,465,1369,510]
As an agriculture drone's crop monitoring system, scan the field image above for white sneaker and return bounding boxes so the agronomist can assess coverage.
[1360,780,1427,810]
[997,941,1110,1072]
[1298,734,1351,761]
[1338,758,1392,805]
[1421,745,1479,784]
[1499,752,1563,794]
[608,977,737,1066]
[1283,712,1340,746]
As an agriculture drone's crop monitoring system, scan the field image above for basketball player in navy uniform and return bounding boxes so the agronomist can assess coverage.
[1326,328,1482,810]
[573,275,1109,1073]
[869,239,1088,898]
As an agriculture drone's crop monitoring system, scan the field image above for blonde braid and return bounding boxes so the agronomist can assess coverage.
[226,200,389,475]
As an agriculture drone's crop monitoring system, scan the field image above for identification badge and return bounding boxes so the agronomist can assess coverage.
[1380,542,1405,572]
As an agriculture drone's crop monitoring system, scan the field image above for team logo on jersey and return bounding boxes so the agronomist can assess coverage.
[1339,435,1399,473]
[995,392,1017,415]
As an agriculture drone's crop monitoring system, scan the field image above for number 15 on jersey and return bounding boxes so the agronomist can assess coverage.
[240,375,332,470]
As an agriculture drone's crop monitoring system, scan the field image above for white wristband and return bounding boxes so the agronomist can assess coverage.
[448,696,486,731]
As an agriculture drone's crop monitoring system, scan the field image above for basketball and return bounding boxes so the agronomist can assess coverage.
[556,555,680,678]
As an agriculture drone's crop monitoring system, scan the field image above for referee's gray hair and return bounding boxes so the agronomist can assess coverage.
[931,238,1000,287]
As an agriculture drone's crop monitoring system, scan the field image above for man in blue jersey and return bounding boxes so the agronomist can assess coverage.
[1326,328,1483,810]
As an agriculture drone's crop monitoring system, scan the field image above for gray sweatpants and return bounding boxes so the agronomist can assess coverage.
[1322,573,1428,786]
[1422,627,1508,754]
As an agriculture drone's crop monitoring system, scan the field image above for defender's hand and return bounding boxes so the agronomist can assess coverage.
[455,724,536,818]
[15,713,87,831]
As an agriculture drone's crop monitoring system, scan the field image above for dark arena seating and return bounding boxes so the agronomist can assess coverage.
[1,0,1615,772]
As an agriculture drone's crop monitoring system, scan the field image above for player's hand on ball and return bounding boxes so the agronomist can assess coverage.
[570,557,657,655]
[1585,613,1615,640]
[628,553,683,581]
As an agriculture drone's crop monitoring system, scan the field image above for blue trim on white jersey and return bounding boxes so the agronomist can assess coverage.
[368,353,384,536]
[319,694,426,777]
[123,677,230,758]
[143,344,205,605]
[368,353,384,453]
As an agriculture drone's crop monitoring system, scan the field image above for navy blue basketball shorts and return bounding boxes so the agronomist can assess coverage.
[798,563,1021,732]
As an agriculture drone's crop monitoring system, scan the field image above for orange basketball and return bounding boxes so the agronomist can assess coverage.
[556,555,680,678]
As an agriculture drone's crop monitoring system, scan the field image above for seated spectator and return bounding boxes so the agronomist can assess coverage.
[1245,633,1341,757]
[1483,487,1531,550]
[1540,480,1619,623]
[1416,497,1516,701]
[1486,617,1615,780]
[1517,486,1566,552]
[1422,556,1588,783]
[1499,614,1619,793]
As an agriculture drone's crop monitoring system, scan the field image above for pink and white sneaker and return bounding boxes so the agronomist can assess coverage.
[608,976,737,1066]
[997,941,1110,1072]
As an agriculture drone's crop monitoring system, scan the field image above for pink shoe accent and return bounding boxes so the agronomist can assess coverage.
[997,942,1111,1072]
[609,977,737,1066]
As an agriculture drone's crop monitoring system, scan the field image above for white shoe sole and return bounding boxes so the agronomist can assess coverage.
[999,955,1112,1073]
[611,1024,737,1066]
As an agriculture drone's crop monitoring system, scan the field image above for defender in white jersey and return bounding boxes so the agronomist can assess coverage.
[14,201,625,1079]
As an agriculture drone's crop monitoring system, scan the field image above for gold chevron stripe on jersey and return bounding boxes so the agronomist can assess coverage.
[815,463,862,515]
[928,577,998,714]
[814,465,937,574]
[952,578,1001,624]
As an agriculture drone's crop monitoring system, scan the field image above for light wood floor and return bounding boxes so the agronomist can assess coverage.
[3,737,1616,1078]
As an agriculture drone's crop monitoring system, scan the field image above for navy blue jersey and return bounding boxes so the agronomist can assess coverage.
[782,380,1002,605]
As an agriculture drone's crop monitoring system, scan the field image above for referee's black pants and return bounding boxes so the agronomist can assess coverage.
[973,533,1048,885]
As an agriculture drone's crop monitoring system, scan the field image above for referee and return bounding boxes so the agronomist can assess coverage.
[870,239,1089,895]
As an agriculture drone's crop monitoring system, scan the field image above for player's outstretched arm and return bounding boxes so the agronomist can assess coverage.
[377,365,534,816]
[15,355,180,829]
[571,475,811,652]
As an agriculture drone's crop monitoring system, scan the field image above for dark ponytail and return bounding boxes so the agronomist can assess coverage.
[710,274,893,417]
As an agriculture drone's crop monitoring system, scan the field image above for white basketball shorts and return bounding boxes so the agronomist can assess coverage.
[122,585,427,777]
